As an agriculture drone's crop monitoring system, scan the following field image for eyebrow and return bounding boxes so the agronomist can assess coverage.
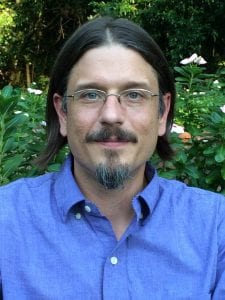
[73,81,154,92]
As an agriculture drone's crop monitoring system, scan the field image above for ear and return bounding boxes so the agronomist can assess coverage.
[53,93,67,137]
[158,92,171,136]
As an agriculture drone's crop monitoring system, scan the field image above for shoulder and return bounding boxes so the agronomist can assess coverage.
[0,155,73,199]
[0,172,59,239]
[0,172,54,198]
[158,175,224,200]
[156,175,225,221]
[145,163,225,205]
[0,173,56,219]
[0,156,75,224]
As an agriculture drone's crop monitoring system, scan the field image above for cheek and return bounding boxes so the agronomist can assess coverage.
[66,108,96,142]
[131,110,159,138]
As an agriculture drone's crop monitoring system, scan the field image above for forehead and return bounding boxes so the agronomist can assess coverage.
[67,45,158,90]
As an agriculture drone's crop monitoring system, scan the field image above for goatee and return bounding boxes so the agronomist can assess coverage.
[95,163,131,190]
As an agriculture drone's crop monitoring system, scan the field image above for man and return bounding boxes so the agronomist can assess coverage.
[0,17,224,299]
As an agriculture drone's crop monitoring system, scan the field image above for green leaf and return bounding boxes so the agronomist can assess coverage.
[2,154,24,176]
[2,137,17,153]
[0,95,16,114]
[1,85,13,98]
[205,169,220,184]
[221,163,225,180]
[175,76,189,82]
[176,151,187,164]
[47,163,61,172]
[158,169,178,179]
[185,165,200,179]
[210,112,222,124]
[203,147,215,155]
[5,113,28,132]
[215,144,225,163]
[174,66,189,77]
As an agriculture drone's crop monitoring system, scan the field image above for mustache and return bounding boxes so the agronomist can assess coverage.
[85,127,138,143]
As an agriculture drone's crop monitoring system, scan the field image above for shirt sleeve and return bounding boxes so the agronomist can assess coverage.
[212,196,225,298]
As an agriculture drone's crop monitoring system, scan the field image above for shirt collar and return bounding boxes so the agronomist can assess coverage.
[136,162,161,220]
[53,155,85,222]
[54,156,161,222]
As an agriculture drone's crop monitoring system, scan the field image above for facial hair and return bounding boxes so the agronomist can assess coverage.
[85,127,137,189]
[85,126,138,144]
[95,154,131,190]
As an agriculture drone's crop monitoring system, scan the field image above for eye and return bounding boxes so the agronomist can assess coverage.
[122,90,145,102]
[79,90,102,101]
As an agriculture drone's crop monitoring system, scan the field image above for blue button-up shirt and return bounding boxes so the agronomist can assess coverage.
[0,156,225,299]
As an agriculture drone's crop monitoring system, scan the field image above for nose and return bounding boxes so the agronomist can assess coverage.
[99,95,125,125]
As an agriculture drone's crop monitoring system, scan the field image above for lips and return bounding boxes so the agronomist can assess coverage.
[95,136,130,143]
[97,136,130,149]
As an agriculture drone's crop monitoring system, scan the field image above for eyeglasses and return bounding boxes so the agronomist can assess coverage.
[65,88,159,107]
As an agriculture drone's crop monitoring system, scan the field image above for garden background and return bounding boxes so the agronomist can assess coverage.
[0,0,225,194]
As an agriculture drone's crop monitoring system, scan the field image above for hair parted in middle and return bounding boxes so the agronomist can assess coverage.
[36,16,176,169]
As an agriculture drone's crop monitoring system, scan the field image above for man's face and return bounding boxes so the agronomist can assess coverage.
[54,45,170,188]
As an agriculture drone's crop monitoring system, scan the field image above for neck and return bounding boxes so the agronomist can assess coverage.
[73,161,147,240]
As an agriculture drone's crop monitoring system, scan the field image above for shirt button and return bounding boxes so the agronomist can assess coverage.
[110,256,118,265]
[84,205,91,213]
[139,213,143,220]
[75,213,82,220]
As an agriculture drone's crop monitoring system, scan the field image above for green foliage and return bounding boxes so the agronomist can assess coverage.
[0,0,92,86]
[1,0,225,87]
[0,84,66,185]
[152,62,225,194]
[1,62,224,193]
[0,0,224,192]
[90,0,139,18]
[0,85,43,184]
[138,0,225,69]
[0,3,16,78]
[154,108,225,194]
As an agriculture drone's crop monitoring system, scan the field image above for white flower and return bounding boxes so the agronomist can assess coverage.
[180,53,197,65]
[193,91,205,95]
[14,111,29,117]
[40,121,46,126]
[180,53,207,65]
[220,105,225,113]
[194,56,207,65]
[171,123,184,133]
[27,87,43,95]
[213,80,222,89]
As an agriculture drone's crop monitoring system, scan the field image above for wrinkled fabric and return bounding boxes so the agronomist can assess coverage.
[0,156,225,299]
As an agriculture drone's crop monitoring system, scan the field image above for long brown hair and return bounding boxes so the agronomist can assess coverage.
[36,16,175,169]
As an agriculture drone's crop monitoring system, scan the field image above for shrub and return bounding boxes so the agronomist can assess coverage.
[0,84,65,185]
[0,59,224,194]
[152,55,225,194]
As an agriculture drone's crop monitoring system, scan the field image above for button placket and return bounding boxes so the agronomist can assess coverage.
[103,244,129,299]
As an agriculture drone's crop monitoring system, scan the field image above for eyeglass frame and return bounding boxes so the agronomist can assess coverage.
[62,88,159,110]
